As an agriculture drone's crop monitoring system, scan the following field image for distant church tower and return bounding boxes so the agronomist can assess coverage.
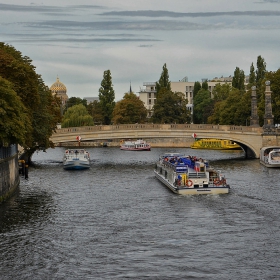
[250,86,259,127]
[263,80,274,130]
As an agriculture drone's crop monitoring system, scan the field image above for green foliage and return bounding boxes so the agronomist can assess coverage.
[201,80,208,91]
[249,62,256,85]
[112,92,147,124]
[232,67,245,91]
[193,81,201,98]
[64,97,87,113]
[87,100,103,125]
[256,55,266,89]
[257,69,280,126]
[193,89,213,124]
[62,104,94,128]
[99,70,115,125]
[0,77,32,146]
[0,43,60,154]
[156,63,171,93]
[151,88,190,124]
[32,80,61,150]
[208,87,251,125]
[212,83,232,101]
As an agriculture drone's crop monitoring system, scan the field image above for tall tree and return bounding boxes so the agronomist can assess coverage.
[193,89,213,124]
[99,70,115,125]
[193,81,201,98]
[201,80,208,91]
[0,43,60,157]
[0,77,32,146]
[151,88,190,124]
[112,92,147,124]
[256,55,266,89]
[249,62,256,85]
[232,67,245,90]
[87,100,103,125]
[156,63,171,93]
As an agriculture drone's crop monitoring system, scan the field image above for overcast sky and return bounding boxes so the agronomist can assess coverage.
[1,0,280,100]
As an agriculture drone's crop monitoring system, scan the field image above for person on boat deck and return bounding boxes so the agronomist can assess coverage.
[177,175,182,181]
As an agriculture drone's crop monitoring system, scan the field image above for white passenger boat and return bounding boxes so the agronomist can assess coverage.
[63,149,90,170]
[154,153,230,195]
[120,139,151,151]
[260,146,280,168]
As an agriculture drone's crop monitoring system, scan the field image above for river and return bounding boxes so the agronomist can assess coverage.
[0,147,279,279]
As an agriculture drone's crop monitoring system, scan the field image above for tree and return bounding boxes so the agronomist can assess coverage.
[212,83,232,102]
[87,100,103,125]
[256,55,266,89]
[193,89,213,124]
[99,70,115,125]
[62,104,94,128]
[151,88,190,124]
[64,97,87,113]
[232,67,245,91]
[249,62,256,85]
[0,77,32,146]
[209,87,251,125]
[112,92,147,124]
[193,81,201,98]
[156,63,171,93]
[201,80,208,91]
[0,43,60,157]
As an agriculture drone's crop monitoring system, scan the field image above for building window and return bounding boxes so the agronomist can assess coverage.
[149,93,151,98]
[148,99,151,104]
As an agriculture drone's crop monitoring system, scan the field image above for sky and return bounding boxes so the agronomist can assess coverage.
[1,0,280,101]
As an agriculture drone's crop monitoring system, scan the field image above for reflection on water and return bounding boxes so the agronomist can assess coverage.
[0,147,279,279]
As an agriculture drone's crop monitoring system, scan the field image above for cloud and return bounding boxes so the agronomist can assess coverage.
[99,10,280,18]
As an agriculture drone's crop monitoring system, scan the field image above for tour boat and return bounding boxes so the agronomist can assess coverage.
[154,153,230,195]
[63,149,90,170]
[260,146,280,168]
[191,138,241,150]
[120,139,151,151]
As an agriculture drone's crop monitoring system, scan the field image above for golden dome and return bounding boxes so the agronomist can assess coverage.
[50,77,67,94]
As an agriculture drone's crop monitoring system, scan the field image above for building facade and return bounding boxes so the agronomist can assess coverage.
[138,82,157,118]
[138,77,233,118]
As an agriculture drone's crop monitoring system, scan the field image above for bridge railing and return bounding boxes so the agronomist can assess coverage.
[54,124,263,134]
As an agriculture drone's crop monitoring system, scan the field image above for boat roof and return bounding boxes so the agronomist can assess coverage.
[161,153,185,157]
[260,146,280,151]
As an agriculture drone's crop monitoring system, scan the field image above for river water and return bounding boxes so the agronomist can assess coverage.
[0,147,280,279]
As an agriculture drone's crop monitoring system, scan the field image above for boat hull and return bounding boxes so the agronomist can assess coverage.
[260,146,280,168]
[120,147,150,151]
[260,161,280,168]
[154,170,229,195]
[191,138,241,150]
[63,149,90,170]
[63,160,90,170]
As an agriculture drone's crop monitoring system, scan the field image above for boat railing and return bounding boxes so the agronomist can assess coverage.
[188,172,206,178]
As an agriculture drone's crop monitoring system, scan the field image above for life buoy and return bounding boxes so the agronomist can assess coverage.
[187,180,193,187]
[214,179,220,186]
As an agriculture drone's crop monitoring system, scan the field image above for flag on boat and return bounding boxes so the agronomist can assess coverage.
[76,136,81,141]
[192,133,197,138]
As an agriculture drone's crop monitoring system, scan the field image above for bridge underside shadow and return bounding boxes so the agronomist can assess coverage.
[234,142,256,159]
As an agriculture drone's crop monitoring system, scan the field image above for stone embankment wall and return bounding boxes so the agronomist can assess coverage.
[0,145,20,203]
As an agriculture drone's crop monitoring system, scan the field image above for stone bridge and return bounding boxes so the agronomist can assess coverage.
[50,124,280,158]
